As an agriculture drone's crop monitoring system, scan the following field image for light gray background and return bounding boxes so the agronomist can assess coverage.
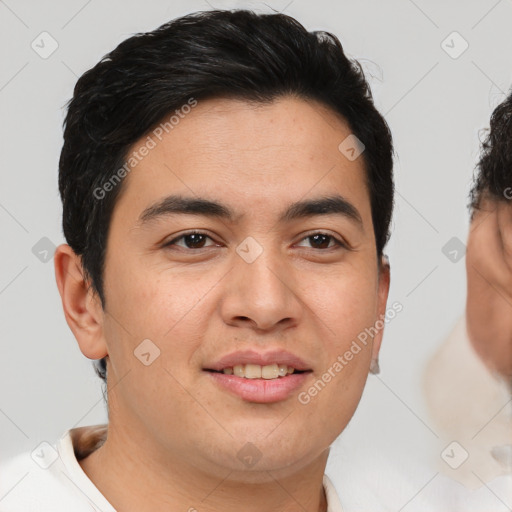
[1,0,511,507]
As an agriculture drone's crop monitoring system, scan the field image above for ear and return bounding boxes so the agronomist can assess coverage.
[54,244,107,360]
[371,255,391,362]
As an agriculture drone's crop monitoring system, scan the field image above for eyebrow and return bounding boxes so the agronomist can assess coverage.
[138,194,363,227]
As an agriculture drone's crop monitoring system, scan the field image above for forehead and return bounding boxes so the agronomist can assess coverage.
[115,96,370,221]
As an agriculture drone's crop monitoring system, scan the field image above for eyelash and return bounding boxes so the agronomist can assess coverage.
[164,230,348,251]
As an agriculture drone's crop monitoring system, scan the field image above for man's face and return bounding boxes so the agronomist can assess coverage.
[97,96,389,478]
[466,196,512,378]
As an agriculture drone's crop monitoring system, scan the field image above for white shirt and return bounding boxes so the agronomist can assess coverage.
[0,425,344,512]
[2,422,511,511]
[423,316,512,488]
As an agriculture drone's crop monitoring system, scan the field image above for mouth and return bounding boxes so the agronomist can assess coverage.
[204,363,310,380]
[203,349,313,403]
[203,362,312,403]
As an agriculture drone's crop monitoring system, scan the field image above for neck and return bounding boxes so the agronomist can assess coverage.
[78,421,330,512]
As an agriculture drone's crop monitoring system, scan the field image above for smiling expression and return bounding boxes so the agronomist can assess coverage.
[91,95,389,477]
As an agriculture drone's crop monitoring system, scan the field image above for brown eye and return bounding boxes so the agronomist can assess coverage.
[296,232,345,250]
[165,232,216,249]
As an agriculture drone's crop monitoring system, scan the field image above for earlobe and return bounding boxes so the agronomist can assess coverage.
[54,244,107,360]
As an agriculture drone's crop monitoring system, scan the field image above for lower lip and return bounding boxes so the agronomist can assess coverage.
[205,371,311,403]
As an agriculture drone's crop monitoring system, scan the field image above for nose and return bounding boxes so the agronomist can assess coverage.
[219,245,303,333]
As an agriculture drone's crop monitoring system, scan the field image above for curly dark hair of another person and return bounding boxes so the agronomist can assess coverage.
[471,91,512,212]
[58,9,394,383]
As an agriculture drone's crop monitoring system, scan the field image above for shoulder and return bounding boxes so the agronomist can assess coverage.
[0,449,80,512]
[0,427,112,512]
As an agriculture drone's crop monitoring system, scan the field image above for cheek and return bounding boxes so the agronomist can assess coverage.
[465,232,478,272]
[308,268,379,347]
[295,347,371,452]
[102,256,216,393]
[105,252,208,336]
[296,270,377,411]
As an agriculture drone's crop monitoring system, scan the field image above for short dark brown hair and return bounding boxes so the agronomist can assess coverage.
[58,9,395,382]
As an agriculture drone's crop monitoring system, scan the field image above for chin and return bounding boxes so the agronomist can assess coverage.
[213,449,322,483]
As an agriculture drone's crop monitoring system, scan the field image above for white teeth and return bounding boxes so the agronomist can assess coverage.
[278,364,288,377]
[222,364,296,379]
[233,365,244,377]
[244,364,262,379]
[261,364,279,379]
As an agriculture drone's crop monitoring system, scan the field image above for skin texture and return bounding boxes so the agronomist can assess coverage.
[466,195,512,380]
[55,96,390,512]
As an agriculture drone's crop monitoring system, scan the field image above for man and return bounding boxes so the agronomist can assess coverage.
[0,9,393,511]
[424,92,512,492]
[466,93,512,384]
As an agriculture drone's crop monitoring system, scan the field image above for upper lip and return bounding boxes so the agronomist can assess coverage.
[204,349,312,372]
